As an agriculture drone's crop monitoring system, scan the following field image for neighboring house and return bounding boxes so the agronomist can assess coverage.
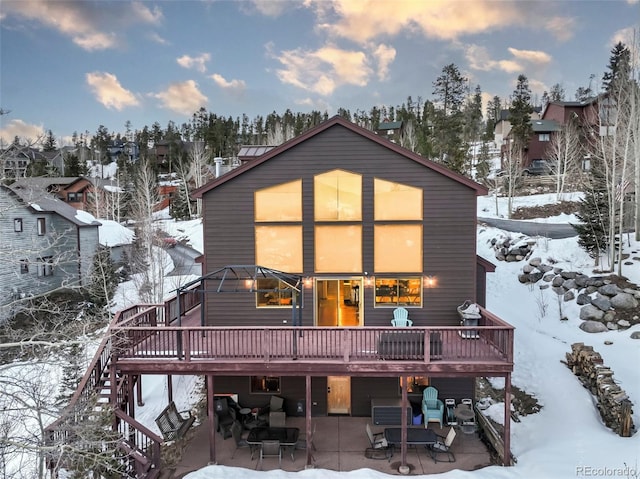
[376,120,404,142]
[1,145,49,178]
[10,176,124,219]
[190,115,510,414]
[0,184,101,320]
[524,119,562,165]
[237,145,275,164]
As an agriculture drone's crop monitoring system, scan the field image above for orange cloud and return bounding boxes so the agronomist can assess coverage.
[86,72,140,110]
[153,81,207,116]
[508,48,552,65]
[210,74,247,96]
[177,53,211,73]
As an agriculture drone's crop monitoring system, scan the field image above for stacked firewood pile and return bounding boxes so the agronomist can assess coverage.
[565,343,634,437]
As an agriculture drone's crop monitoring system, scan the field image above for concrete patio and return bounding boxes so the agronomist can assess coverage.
[167,416,495,478]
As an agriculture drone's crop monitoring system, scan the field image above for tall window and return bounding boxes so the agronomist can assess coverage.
[20,260,29,274]
[254,180,302,273]
[314,170,361,221]
[14,218,23,232]
[37,218,46,235]
[314,170,362,272]
[373,178,423,306]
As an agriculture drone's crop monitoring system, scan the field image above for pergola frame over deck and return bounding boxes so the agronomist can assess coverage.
[176,264,303,328]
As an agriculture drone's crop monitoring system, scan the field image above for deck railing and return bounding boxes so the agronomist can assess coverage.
[112,316,513,365]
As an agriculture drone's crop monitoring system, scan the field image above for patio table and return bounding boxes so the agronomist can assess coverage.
[247,426,300,461]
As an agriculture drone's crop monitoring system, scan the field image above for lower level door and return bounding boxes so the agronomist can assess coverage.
[327,376,351,414]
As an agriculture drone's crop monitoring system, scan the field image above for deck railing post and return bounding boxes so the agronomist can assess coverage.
[424,329,430,363]
[343,329,350,363]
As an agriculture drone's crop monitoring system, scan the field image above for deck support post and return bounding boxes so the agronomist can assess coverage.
[207,374,216,465]
[504,372,511,466]
[167,375,173,404]
[136,374,144,406]
[127,374,135,420]
[399,375,408,473]
[305,375,313,468]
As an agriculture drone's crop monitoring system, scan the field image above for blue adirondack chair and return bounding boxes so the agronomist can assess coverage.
[391,307,413,327]
[422,386,444,428]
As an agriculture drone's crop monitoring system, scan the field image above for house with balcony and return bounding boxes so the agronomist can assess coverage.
[0,183,100,321]
[46,116,514,477]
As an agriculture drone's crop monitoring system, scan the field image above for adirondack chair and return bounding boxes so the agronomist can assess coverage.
[421,386,444,428]
[391,307,413,327]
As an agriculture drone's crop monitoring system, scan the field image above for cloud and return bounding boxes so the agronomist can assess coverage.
[371,44,396,81]
[244,0,293,17]
[544,16,576,42]
[153,80,207,116]
[148,32,169,45]
[466,44,551,75]
[269,43,372,96]
[465,44,522,73]
[210,74,247,95]
[507,48,552,65]
[0,119,45,146]
[86,72,140,110]
[177,53,211,73]
[312,0,574,43]
[2,0,163,50]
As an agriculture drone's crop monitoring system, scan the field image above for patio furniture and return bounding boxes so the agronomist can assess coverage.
[429,427,457,463]
[391,307,413,327]
[378,331,423,358]
[365,423,391,460]
[257,439,281,469]
[269,411,286,427]
[258,395,285,424]
[154,401,195,442]
[230,420,254,459]
[422,386,444,428]
[445,398,457,426]
[456,399,476,434]
[383,427,436,458]
[214,397,236,439]
[247,426,299,462]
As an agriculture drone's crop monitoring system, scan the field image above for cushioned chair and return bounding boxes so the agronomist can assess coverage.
[421,386,444,428]
[269,411,286,427]
[258,395,285,425]
[214,397,236,438]
[391,307,412,327]
[429,427,457,463]
[364,423,391,460]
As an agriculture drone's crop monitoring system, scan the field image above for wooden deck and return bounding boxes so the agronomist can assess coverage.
[112,304,513,377]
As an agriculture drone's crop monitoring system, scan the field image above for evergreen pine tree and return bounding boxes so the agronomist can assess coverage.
[56,343,84,406]
[86,245,118,309]
[602,42,631,93]
[432,63,468,174]
[571,166,609,266]
[43,130,57,151]
[509,74,534,151]
[170,179,192,220]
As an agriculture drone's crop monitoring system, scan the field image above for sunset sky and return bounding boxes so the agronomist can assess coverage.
[1,0,638,145]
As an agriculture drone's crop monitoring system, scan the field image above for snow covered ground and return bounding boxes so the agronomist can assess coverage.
[146,193,639,479]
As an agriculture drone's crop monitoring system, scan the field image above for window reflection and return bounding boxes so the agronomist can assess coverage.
[375,278,422,306]
[256,278,294,307]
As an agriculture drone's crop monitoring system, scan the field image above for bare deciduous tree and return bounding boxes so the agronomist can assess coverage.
[546,120,582,200]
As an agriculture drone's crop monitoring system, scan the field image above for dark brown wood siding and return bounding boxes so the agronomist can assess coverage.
[202,124,478,328]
